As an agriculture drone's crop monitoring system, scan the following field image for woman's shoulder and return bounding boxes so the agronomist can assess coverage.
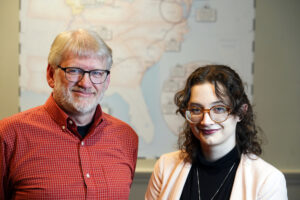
[240,154,285,178]
[235,154,288,199]
[155,150,189,170]
[157,151,183,163]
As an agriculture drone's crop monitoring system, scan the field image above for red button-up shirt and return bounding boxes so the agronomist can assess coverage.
[0,96,138,199]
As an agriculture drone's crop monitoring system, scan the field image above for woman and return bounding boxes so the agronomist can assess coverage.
[145,65,287,200]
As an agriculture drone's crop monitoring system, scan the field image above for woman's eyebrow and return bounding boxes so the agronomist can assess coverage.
[211,100,226,105]
[188,102,203,107]
[188,101,225,107]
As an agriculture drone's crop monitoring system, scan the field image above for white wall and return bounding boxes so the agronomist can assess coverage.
[254,0,300,170]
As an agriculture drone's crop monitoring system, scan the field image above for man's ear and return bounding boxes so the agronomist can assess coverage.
[46,64,55,88]
[104,74,110,91]
[238,104,248,122]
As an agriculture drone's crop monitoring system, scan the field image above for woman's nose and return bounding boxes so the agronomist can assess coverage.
[200,111,214,125]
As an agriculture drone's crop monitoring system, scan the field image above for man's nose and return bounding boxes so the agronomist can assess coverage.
[77,73,93,87]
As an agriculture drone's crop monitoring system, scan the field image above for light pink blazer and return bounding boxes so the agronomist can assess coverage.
[145,151,287,200]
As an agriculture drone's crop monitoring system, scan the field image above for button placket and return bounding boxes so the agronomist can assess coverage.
[79,140,93,186]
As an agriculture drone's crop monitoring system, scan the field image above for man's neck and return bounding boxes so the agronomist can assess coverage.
[68,109,96,126]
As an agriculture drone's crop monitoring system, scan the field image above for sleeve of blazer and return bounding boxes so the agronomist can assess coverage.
[257,169,288,200]
[145,157,163,200]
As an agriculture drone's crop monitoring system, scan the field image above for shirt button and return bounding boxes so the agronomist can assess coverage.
[81,141,85,146]
[86,173,90,178]
[61,125,66,130]
[69,120,73,125]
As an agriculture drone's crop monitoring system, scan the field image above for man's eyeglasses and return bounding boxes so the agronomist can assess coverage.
[185,105,231,124]
[57,65,110,84]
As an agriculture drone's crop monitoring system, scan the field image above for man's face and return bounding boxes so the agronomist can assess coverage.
[47,53,110,116]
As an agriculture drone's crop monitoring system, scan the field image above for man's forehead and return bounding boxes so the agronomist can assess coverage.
[60,53,107,68]
[63,52,106,62]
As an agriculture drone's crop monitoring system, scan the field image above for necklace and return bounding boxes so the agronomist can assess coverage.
[196,162,236,200]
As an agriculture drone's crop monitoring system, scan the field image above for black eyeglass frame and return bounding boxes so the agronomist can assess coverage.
[57,65,110,84]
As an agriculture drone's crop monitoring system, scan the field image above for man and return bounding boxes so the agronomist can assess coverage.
[0,29,138,199]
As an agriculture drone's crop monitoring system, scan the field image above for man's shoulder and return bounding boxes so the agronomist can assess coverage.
[102,112,130,127]
[101,112,137,136]
[1,106,44,123]
[0,105,45,140]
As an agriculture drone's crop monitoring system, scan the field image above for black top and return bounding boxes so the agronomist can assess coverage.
[180,147,240,200]
[77,122,93,138]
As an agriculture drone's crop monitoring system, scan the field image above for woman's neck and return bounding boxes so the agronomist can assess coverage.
[201,141,236,162]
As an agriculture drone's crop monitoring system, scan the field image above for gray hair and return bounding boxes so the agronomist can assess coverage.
[48,29,112,69]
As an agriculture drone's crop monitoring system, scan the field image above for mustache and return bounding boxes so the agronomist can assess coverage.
[71,86,95,93]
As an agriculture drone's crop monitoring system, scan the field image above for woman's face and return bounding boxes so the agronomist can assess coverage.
[188,82,240,150]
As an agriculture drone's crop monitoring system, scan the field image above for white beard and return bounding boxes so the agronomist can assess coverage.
[53,81,103,115]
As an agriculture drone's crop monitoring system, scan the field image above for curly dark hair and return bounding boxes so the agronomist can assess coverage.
[174,65,262,162]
